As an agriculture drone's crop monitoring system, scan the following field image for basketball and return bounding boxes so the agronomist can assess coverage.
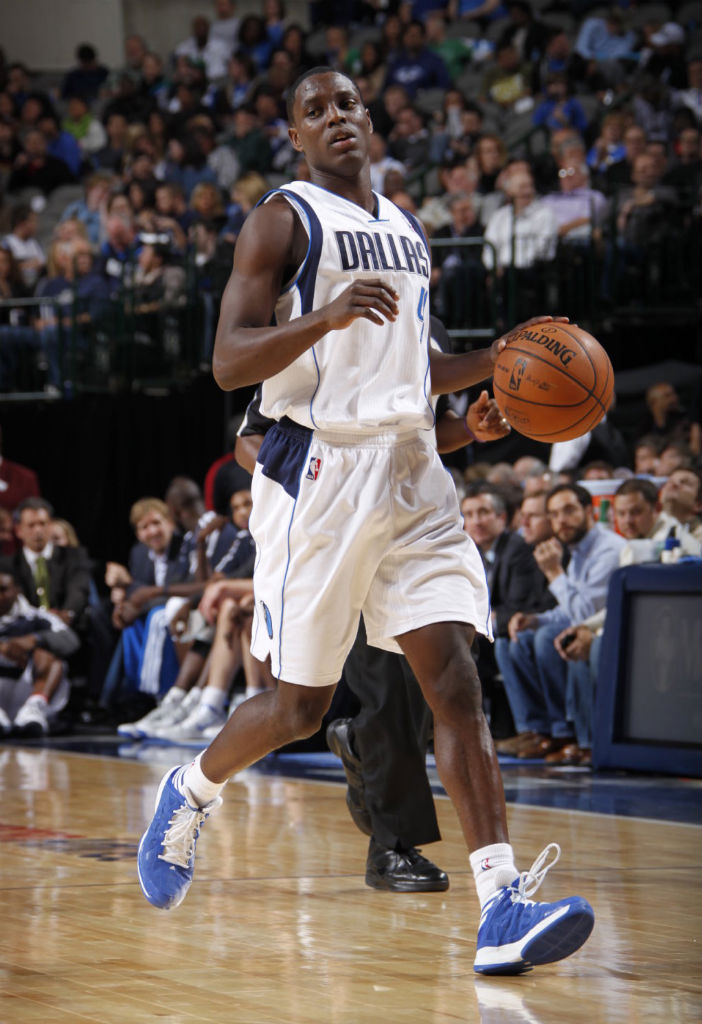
[492,322,614,443]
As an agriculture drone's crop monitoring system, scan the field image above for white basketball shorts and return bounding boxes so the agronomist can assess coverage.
[249,418,492,687]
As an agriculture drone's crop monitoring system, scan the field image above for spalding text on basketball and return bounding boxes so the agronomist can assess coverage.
[520,330,576,367]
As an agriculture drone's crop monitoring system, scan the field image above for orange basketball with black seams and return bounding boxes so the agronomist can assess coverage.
[493,322,614,443]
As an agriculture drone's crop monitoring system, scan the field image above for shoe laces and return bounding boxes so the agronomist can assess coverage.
[158,795,221,869]
[509,843,561,904]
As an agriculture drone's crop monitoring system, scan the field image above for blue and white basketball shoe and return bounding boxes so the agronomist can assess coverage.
[137,766,222,910]
[473,844,594,975]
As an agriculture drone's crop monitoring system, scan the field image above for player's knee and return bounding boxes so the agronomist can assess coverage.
[426,653,483,720]
[275,686,333,740]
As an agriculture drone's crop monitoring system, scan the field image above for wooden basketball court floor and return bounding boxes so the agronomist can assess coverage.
[0,739,700,1024]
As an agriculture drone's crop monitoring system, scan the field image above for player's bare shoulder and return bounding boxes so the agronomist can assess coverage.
[234,192,306,274]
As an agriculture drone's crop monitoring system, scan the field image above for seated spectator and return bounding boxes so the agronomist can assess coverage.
[614,477,701,558]
[430,191,485,325]
[541,158,608,244]
[532,72,588,138]
[600,124,647,193]
[657,439,694,476]
[3,202,46,290]
[98,210,138,295]
[59,172,114,247]
[434,96,484,167]
[36,109,83,178]
[9,495,92,641]
[639,22,687,90]
[60,43,109,103]
[633,434,663,475]
[210,0,241,53]
[388,104,432,172]
[236,14,275,74]
[659,467,702,543]
[366,83,411,140]
[116,484,254,739]
[587,111,627,175]
[573,9,638,84]
[493,487,557,754]
[139,52,170,110]
[209,51,257,121]
[502,482,625,760]
[481,42,532,115]
[384,20,452,98]
[62,94,107,159]
[483,166,558,321]
[103,497,186,709]
[663,127,702,213]
[497,2,550,66]
[637,381,701,455]
[368,133,406,197]
[8,126,77,194]
[425,11,473,83]
[221,104,273,177]
[0,567,79,736]
[175,16,231,83]
[462,484,548,734]
[93,112,130,174]
[280,24,315,79]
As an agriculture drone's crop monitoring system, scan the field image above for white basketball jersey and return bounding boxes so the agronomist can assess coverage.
[259,181,435,435]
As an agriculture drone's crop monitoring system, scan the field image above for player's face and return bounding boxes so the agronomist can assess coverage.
[135,511,174,555]
[289,73,372,175]
[546,491,592,546]
[613,492,657,540]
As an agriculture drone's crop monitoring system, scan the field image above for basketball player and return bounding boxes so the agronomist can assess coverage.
[138,67,594,975]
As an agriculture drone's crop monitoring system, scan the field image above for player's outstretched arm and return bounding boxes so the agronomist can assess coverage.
[213,197,399,391]
[429,315,569,395]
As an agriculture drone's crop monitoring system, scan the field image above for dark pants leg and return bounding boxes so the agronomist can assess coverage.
[342,619,440,850]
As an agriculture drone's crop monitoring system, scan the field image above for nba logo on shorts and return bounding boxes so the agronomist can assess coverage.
[306,456,322,481]
[509,358,528,392]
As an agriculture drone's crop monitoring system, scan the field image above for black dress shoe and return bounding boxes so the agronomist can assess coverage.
[326,717,373,836]
[365,837,449,892]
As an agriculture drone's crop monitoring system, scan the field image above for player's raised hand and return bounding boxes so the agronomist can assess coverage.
[466,390,511,442]
[490,315,570,362]
[323,279,399,330]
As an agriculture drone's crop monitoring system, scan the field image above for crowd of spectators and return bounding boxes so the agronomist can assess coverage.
[0,368,699,760]
[0,0,700,391]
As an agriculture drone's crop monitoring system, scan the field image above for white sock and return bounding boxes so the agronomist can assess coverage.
[28,693,48,703]
[180,753,225,807]
[244,685,264,699]
[199,686,227,713]
[470,843,518,908]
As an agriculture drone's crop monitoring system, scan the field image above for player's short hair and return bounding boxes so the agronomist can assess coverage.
[546,482,592,509]
[129,497,172,529]
[286,66,360,123]
[614,478,659,505]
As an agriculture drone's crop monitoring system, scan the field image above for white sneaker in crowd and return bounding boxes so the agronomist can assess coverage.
[13,695,50,737]
[158,701,227,743]
[118,687,201,739]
